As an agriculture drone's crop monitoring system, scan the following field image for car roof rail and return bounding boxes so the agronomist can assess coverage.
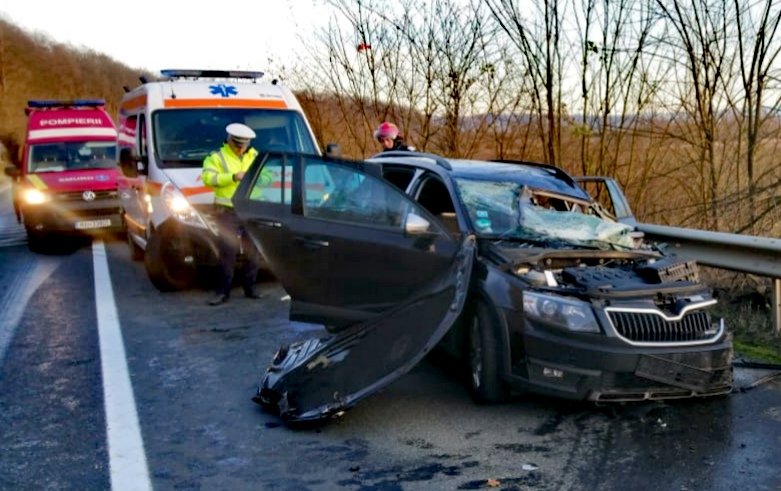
[370,150,452,170]
[490,159,577,186]
[160,69,265,80]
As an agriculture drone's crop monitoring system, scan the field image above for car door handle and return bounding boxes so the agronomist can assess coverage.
[249,219,282,228]
[295,235,329,249]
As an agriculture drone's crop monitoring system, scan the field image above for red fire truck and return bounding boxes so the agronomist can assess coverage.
[4,99,122,250]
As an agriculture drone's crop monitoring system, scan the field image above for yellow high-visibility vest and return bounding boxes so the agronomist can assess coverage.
[201,143,259,208]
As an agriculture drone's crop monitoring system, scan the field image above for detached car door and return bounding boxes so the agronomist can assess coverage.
[233,153,475,422]
[234,153,464,327]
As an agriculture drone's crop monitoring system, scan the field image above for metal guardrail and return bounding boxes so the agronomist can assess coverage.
[636,223,781,335]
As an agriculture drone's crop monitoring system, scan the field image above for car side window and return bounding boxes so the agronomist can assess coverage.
[248,155,289,204]
[303,158,411,228]
[415,174,459,234]
[382,165,416,192]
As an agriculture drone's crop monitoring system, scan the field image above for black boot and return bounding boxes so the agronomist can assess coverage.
[208,293,230,306]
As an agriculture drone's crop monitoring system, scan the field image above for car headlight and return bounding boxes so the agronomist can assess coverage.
[523,291,600,333]
[161,183,207,229]
[23,188,50,205]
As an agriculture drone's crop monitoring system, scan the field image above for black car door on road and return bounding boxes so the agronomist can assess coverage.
[233,153,462,328]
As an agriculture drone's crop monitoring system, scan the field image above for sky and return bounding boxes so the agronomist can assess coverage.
[0,1,332,76]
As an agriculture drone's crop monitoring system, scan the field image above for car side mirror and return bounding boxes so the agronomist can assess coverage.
[405,213,432,235]
[325,143,341,158]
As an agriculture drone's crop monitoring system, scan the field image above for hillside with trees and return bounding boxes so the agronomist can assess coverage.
[4,1,781,238]
[0,18,153,168]
[289,0,781,239]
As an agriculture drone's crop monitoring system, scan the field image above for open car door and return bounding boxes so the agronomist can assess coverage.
[233,153,475,422]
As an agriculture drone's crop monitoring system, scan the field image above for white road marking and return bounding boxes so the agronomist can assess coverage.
[93,240,152,491]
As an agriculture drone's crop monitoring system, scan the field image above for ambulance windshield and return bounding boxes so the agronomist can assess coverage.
[28,141,117,173]
[153,108,319,168]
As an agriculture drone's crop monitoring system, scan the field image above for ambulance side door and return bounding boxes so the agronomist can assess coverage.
[117,113,150,241]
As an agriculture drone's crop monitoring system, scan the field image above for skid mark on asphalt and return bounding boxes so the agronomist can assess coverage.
[93,240,152,491]
[0,254,60,366]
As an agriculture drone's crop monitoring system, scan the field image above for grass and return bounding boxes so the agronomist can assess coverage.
[711,302,781,364]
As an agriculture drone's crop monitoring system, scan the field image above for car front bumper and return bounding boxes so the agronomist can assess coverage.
[506,313,733,402]
[23,198,123,235]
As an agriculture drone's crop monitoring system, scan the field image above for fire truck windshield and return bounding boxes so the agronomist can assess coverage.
[28,141,117,173]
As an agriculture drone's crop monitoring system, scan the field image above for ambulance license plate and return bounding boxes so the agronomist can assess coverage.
[75,219,112,230]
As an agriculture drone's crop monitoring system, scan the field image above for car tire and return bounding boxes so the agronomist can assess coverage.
[468,300,508,404]
[144,230,195,291]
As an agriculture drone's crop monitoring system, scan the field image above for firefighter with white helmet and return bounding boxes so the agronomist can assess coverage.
[201,123,270,305]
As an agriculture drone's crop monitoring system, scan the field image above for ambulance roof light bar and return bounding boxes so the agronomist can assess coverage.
[159,69,265,80]
[27,99,106,109]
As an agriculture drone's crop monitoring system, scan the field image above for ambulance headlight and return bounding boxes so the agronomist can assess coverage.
[23,188,50,205]
[161,183,207,229]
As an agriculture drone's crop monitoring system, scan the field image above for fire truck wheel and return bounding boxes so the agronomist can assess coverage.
[25,230,47,253]
[144,230,195,291]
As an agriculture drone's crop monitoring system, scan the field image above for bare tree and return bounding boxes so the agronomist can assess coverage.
[729,0,781,232]
[654,0,735,229]
[573,0,660,177]
[485,0,565,165]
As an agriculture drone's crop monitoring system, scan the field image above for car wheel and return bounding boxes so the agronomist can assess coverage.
[144,230,195,291]
[468,301,508,404]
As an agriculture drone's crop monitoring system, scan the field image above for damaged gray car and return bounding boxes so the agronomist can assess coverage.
[233,151,733,423]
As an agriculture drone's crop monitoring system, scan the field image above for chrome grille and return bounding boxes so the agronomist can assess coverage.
[57,190,118,201]
[606,309,719,345]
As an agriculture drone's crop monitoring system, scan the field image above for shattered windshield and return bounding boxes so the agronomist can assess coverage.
[454,179,637,250]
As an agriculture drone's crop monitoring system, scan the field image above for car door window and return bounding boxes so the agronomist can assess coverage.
[303,158,412,228]
[248,155,290,204]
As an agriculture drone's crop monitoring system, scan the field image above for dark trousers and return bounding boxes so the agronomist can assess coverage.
[213,206,261,296]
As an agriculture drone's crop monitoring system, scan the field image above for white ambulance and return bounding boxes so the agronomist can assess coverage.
[117,69,322,291]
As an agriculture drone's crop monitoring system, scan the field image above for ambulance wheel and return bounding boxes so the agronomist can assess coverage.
[144,230,195,291]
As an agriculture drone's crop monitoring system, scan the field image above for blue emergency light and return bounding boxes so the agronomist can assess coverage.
[160,69,265,80]
[27,99,106,108]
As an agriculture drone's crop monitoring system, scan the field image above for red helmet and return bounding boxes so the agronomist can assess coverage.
[373,122,399,141]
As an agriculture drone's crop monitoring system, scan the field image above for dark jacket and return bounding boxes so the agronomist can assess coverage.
[384,137,415,152]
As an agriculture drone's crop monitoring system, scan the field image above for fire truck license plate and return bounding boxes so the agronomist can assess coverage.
[75,219,112,230]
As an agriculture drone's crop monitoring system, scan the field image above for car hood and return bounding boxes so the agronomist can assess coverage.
[253,235,476,423]
[486,241,708,298]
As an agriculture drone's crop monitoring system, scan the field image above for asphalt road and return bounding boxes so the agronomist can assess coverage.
[1,184,780,491]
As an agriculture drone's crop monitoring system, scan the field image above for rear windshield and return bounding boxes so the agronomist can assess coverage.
[152,108,319,168]
[27,141,116,173]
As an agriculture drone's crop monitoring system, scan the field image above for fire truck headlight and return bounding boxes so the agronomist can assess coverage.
[23,188,49,205]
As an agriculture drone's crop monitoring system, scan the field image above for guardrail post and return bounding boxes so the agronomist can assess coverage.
[774,278,781,336]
